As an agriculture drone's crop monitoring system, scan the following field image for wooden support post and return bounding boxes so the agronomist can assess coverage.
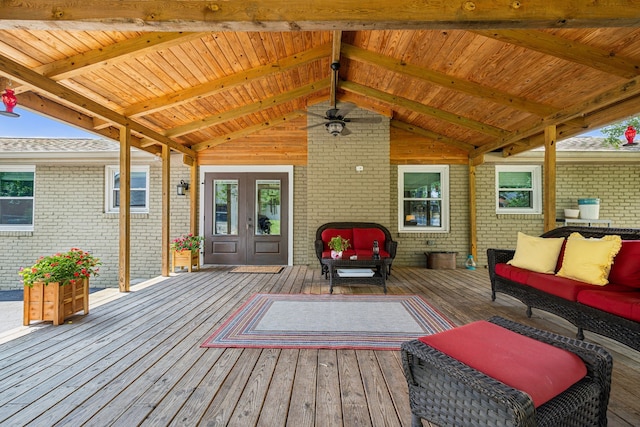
[190,158,198,235]
[162,145,170,276]
[468,161,478,260]
[544,125,557,232]
[118,126,131,292]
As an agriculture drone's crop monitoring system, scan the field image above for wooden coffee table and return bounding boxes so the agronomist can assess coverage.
[321,256,392,294]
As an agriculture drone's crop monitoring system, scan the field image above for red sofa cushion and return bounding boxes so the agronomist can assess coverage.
[321,228,354,251]
[608,240,640,289]
[495,263,533,284]
[526,273,603,301]
[577,289,640,322]
[419,321,587,408]
[352,227,386,251]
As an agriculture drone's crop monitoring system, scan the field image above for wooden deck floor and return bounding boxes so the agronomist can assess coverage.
[0,266,638,426]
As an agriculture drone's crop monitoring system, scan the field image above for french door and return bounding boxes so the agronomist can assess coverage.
[203,172,288,265]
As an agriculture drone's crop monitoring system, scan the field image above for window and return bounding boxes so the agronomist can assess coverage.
[0,166,35,231]
[105,166,149,213]
[495,165,541,214]
[398,165,449,233]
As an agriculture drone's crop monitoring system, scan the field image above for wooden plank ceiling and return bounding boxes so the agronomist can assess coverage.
[1,1,640,163]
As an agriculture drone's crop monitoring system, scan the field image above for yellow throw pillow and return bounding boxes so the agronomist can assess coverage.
[507,232,565,274]
[556,232,622,286]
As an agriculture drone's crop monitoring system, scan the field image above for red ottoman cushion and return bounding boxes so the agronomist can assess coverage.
[419,320,587,408]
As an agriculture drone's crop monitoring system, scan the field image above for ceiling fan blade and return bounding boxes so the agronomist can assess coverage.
[335,102,356,118]
[341,126,352,136]
[296,109,328,119]
[344,117,382,124]
[304,122,328,130]
[325,108,340,119]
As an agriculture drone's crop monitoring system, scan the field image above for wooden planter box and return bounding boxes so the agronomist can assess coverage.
[24,279,89,326]
[172,250,200,272]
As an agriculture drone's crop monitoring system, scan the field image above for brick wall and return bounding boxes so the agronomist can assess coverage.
[391,165,472,268]
[305,103,391,263]
[474,162,640,267]
[0,156,191,290]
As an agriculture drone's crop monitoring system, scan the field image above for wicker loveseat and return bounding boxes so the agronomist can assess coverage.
[487,226,640,352]
[314,222,398,277]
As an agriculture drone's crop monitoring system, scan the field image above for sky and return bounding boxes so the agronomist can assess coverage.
[0,106,608,139]
[0,107,97,138]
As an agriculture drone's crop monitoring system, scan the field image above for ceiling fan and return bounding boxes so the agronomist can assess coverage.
[304,61,381,136]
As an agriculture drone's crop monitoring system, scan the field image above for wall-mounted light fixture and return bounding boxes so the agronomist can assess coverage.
[177,180,189,196]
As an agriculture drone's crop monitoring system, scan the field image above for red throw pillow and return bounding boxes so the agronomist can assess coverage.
[352,228,385,251]
[321,228,354,251]
[608,240,640,288]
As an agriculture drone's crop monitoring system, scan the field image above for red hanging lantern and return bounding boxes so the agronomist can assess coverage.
[0,88,19,117]
[623,125,637,147]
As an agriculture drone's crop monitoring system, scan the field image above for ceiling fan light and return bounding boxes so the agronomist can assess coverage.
[326,121,344,136]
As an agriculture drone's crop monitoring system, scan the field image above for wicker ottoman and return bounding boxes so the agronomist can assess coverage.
[401,316,612,427]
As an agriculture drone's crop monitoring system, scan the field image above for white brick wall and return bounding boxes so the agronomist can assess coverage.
[305,103,391,262]
[1,156,192,290]
[474,162,640,267]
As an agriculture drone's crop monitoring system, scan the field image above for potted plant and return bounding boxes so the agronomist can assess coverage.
[18,248,101,326]
[328,235,350,259]
[170,234,203,272]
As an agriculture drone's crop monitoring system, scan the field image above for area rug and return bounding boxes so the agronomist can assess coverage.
[230,266,283,274]
[201,293,456,350]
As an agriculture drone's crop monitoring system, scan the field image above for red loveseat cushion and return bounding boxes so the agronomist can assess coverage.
[608,240,640,288]
[352,227,386,251]
[419,321,587,408]
[525,273,631,301]
[321,228,354,251]
[495,263,533,284]
[577,289,640,322]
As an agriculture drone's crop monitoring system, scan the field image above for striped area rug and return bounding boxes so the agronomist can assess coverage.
[201,293,456,350]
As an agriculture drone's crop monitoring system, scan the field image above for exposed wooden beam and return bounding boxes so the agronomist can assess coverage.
[191,111,305,152]
[34,32,210,82]
[474,29,640,79]
[330,30,342,108]
[120,43,331,118]
[0,53,196,158]
[341,80,509,138]
[165,77,331,137]
[341,43,557,117]
[390,120,476,152]
[472,74,640,158]
[16,91,161,155]
[1,1,639,31]
[503,94,640,156]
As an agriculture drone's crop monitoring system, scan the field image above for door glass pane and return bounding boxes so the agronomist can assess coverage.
[256,180,281,236]
[214,180,238,235]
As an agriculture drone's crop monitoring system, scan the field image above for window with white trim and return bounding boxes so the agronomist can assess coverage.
[0,165,35,231]
[398,165,449,233]
[495,165,541,214]
[105,165,149,213]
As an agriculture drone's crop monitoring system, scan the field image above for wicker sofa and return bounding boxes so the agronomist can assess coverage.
[487,226,640,352]
[314,222,398,277]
